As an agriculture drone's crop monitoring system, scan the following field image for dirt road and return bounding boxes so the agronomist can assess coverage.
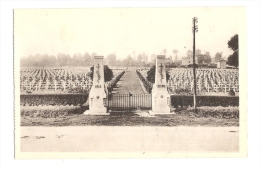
[20,126,239,154]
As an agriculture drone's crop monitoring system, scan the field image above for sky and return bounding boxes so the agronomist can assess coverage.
[14,7,244,61]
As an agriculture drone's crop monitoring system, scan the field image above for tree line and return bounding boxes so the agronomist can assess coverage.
[20,34,238,68]
[20,52,151,67]
[19,51,222,67]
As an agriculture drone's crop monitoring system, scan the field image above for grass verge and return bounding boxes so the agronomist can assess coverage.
[20,106,239,127]
[20,106,87,118]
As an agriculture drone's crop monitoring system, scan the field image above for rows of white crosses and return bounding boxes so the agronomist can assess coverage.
[137,68,239,93]
[20,67,92,91]
[168,68,239,93]
[20,67,125,92]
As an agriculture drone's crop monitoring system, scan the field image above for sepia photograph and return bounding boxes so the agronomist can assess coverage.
[14,7,247,159]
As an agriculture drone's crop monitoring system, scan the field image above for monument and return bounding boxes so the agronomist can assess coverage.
[84,56,109,115]
[149,55,173,115]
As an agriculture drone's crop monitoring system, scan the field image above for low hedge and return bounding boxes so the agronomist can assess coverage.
[186,106,239,119]
[107,71,125,92]
[136,70,153,93]
[20,106,87,118]
[171,95,239,108]
[21,93,239,108]
[20,94,89,106]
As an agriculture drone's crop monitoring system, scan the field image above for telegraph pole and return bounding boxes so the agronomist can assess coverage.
[192,17,198,111]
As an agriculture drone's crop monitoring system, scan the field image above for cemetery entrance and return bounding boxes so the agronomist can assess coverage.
[107,93,152,113]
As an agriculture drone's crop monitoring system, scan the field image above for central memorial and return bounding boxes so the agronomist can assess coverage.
[149,55,173,115]
[84,56,109,115]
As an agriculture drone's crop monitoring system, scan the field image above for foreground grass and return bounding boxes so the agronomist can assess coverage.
[20,107,239,127]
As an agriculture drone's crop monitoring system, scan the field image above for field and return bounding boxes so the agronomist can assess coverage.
[20,67,126,94]
[138,68,239,95]
[21,67,239,95]
[19,67,239,119]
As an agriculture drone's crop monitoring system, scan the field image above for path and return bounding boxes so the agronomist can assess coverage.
[19,126,239,155]
[112,67,145,94]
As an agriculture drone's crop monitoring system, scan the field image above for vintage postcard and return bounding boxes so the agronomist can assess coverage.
[14,7,247,159]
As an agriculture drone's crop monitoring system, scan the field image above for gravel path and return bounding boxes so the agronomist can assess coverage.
[112,68,144,94]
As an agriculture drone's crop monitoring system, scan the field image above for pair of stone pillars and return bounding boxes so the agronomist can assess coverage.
[84,55,173,115]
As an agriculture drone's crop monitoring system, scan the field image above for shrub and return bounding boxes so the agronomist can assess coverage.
[228,89,236,96]
[106,71,125,91]
[171,95,239,108]
[136,70,153,93]
[20,94,89,106]
[186,106,239,119]
[146,65,170,83]
[90,65,113,82]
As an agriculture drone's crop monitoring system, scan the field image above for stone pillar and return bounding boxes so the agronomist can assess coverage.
[149,55,173,115]
[84,56,109,115]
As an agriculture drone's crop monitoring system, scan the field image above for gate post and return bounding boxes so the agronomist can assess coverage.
[84,56,109,115]
[149,55,174,115]
[129,92,131,112]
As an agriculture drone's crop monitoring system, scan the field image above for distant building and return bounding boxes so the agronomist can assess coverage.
[181,56,198,66]
[165,58,173,67]
[217,60,226,69]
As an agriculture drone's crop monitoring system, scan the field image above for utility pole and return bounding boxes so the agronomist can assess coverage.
[192,17,198,111]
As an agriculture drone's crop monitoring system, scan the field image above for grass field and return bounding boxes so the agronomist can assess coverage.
[20,107,239,127]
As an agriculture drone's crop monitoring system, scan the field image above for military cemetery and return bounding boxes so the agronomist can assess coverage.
[20,53,239,116]
[15,8,244,156]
